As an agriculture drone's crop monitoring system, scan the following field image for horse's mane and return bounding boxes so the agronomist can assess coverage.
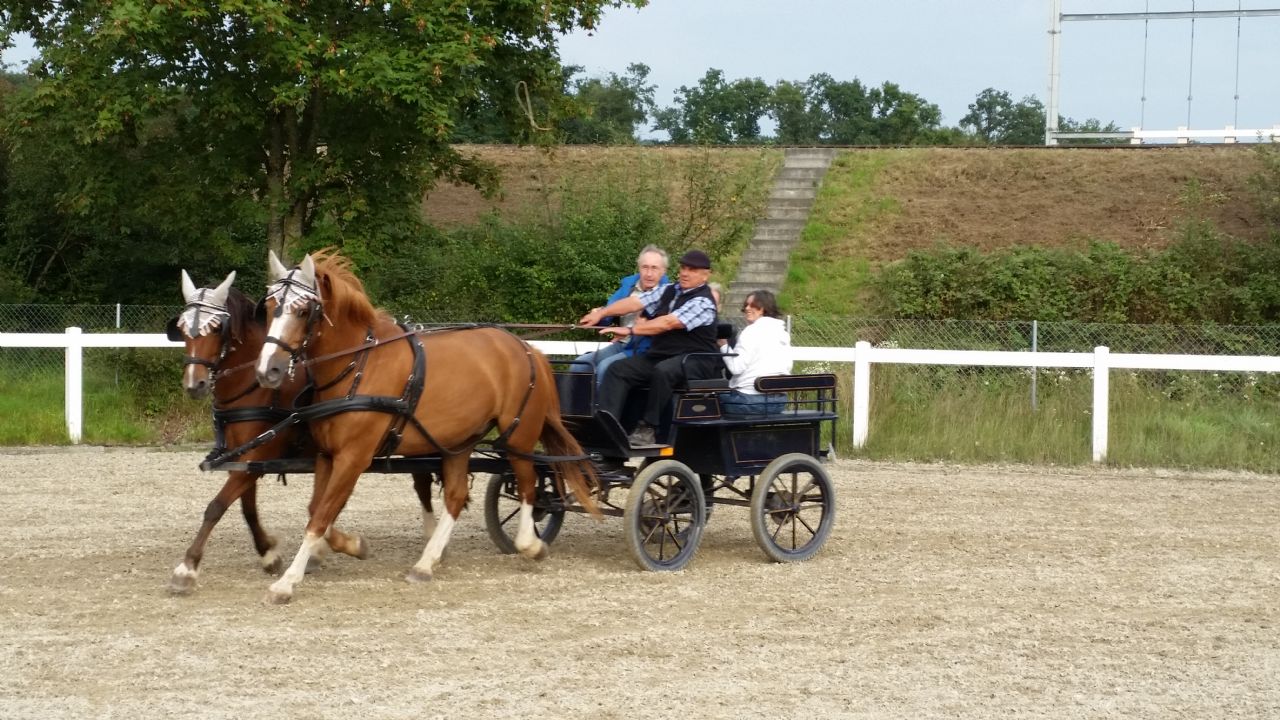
[311,248,392,328]
[225,287,257,343]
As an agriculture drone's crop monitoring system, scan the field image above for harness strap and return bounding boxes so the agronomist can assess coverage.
[377,327,438,457]
[487,336,539,451]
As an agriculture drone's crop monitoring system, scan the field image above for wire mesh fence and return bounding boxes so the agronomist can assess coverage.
[0,304,178,333]
[2,305,1278,470]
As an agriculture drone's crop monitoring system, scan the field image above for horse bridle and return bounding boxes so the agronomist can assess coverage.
[262,269,325,377]
[168,290,234,380]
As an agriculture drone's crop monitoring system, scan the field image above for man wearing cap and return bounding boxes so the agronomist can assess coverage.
[578,249,720,446]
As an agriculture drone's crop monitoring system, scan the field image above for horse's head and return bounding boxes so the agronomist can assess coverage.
[168,269,236,398]
[255,251,323,389]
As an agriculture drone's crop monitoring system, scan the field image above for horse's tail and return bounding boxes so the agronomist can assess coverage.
[530,350,602,519]
[541,411,602,519]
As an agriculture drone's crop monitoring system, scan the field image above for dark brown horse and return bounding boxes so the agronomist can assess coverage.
[254,249,599,604]
[166,269,441,594]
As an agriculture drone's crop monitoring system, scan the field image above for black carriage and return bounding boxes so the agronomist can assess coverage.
[483,364,840,571]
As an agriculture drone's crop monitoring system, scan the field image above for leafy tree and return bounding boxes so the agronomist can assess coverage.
[809,74,875,145]
[654,69,771,144]
[1057,116,1127,146]
[0,0,642,263]
[868,81,945,145]
[769,79,826,145]
[960,88,1046,145]
[560,62,656,144]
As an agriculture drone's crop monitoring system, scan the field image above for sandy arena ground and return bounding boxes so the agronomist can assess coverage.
[0,447,1277,719]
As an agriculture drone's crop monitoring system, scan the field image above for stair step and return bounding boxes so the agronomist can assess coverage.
[740,260,787,273]
[774,178,821,190]
[769,187,818,200]
[754,225,806,238]
[765,207,809,220]
[784,148,838,159]
[750,244,801,256]
[756,217,806,228]
[783,159,834,169]
[767,197,816,210]
[776,167,826,180]
[747,237,798,248]
[734,275,782,287]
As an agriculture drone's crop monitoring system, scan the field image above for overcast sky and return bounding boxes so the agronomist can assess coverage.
[2,1,1276,140]
[559,0,1280,138]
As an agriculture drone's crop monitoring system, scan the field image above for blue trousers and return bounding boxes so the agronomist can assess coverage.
[572,342,627,392]
[719,390,785,416]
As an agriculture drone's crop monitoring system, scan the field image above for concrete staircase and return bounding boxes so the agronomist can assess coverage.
[724,147,838,312]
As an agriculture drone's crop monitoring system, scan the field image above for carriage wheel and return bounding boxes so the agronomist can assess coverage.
[623,459,705,572]
[750,453,836,563]
[483,471,565,555]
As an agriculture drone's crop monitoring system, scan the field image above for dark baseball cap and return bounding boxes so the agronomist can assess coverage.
[678,249,712,269]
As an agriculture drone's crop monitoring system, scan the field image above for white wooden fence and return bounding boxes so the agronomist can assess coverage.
[3,329,1279,461]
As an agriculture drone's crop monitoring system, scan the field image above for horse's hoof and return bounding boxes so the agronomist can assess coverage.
[264,588,293,605]
[520,541,550,561]
[261,553,283,575]
[167,575,197,596]
[354,536,370,560]
[405,568,433,584]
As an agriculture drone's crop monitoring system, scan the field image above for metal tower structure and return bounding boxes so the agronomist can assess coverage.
[1046,1,1280,144]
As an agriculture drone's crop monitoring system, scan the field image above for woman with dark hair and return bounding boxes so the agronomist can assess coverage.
[717,289,791,415]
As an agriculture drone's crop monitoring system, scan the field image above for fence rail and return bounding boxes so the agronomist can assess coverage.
[4,328,1277,463]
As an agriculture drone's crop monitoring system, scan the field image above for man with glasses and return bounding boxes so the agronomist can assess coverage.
[578,249,720,446]
[573,245,669,390]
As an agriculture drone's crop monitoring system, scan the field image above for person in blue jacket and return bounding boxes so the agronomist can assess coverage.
[575,245,669,389]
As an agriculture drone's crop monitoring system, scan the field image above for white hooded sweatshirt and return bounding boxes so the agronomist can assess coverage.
[720,315,792,394]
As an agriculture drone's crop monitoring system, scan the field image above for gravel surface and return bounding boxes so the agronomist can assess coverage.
[1,447,1277,719]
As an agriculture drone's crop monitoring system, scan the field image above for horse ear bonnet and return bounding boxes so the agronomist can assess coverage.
[165,316,184,342]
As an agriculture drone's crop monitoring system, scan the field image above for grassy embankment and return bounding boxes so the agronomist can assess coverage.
[791,149,1278,473]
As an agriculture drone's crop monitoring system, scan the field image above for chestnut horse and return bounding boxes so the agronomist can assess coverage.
[166,269,441,594]
[254,249,599,604]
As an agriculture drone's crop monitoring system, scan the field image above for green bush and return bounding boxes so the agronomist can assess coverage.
[870,233,1280,325]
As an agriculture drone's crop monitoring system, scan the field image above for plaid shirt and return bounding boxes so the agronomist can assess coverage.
[636,282,717,330]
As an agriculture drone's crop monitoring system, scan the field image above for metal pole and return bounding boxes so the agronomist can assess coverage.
[1046,0,1063,145]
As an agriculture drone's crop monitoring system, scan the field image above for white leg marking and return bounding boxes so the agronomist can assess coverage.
[421,507,437,543]
[172,561,198,580]
[514,502,539,555]
[410,513,456,578]
[268,532,327,601]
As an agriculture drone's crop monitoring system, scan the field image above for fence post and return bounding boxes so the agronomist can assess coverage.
[65,326,83,444]
[1030,320,1039,412]
[1091,345,1109,462]
[852,340,871,448]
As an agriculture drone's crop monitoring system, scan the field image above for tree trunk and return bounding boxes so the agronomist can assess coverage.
[265,110,288,263]
[263,94,322,265]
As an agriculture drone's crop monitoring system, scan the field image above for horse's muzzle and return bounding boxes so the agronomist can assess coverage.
[185,379,211,399]
[257,366,282,389]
